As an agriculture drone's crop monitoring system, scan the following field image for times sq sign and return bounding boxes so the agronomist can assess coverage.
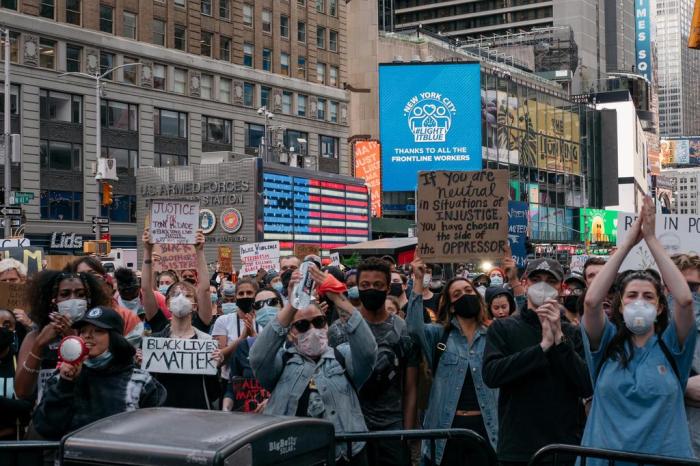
[636,0,652,81]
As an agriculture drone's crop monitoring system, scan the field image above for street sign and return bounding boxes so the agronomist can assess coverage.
[10,191,34,205]
[0,218,21,227]
[92,225,110,234]
[1,206,22,216]
[91,216,110,225]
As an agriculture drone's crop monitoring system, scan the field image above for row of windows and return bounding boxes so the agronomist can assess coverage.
[39,189,136,223]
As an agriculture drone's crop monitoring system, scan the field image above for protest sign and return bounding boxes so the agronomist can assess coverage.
[294,243,320,260]
[150,200,200,244]
[152,244,197,272]
[569,255,609,274]
[617,213,700,271]
[330,252,341,267]
[46,255,79,271]
[231,377,271,413]
[416,170,509,263]
[240,241,281,276]
[0,247,43,274]
[0,282,29,311]
[218,246,233,274]
[0,238,30,248]
[508,201,529,268]
[141,337,218,375]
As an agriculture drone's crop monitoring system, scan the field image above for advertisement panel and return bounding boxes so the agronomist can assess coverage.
[579,208,619,243]
[635,0,652,81]
[379,63,482,191]
[661,138,698,166]
[354,140,382,217]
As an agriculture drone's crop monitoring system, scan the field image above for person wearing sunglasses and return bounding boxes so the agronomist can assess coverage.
[250,266,377,466]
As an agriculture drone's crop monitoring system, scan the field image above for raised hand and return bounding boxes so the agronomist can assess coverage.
[194,229,205,251]
[641,196,656,240]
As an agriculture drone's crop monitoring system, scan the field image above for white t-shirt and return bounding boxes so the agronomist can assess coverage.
[211,313,261,380]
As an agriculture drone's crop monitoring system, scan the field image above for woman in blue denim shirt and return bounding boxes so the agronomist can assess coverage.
[407,258,498,466]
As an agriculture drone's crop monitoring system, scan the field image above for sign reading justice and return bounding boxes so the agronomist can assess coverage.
[150,200,200,244]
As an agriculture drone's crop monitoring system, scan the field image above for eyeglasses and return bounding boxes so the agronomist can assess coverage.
[292,315,327,333]
[253,297,281,310]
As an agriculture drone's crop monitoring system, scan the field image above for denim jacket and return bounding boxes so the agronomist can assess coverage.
[249,310,377,460]
[407,292,498,464]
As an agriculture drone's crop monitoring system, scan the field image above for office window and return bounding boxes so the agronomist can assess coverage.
[220,36,231,61]
[65,0,80,25]
[243,43,254,67]
[285,130,308,155]
[243,82,254,107]
[245,123,265,149]
[329,101,338,123]
[298,0,305,4]
[316,0,324,13]
[40,190,83,221]
[329,0,337,16]
[280,52,290,75]
[40,90,82,123]
[298,21,306,42]
[200,74,212,99]
[201,31,213,57]
[38,39,56,69]
[298,56,306,79]
[102,147,138,177]
[154,153,187,166]
[282,91,292,114]
[66,45,82,72]
[100,5,113,33]
[123,11,137,39]
[40,140,82,171]
[155,109,187,138]
[101,100,137,131]
[219,78,231,103]
[316,62,325,84]
[202,116,232,144]
[153,19,166,46]
[40,0,54,19]
[174,68,187,94]
[0,84,19,116]
[243,4,253,27]
[0,32,18,63]
[297,94,307,117]
[0,0,16,9]
[122,57,138,85]
[153,64,166,90]
[174,24,187,51]
[100,52,114,79]
[220,0,230,19]
[329,66,338,87]
[317,98,326,120]
[262,48,271,71]
[316,26,325,49]
[261,86,271,108]
[329,30,338,52]
[319,135,338,158]
[280,15,289,38]
[262,9,272,33]
[174,0,185,6]
[100,193,136,223]
[201,0,212,15]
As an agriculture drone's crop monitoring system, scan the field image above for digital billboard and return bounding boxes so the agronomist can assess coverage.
[579,208,619,244]
[635,0,652,82]
[354,140,382,217]
[379,63,482,191]
[661,138,700,167]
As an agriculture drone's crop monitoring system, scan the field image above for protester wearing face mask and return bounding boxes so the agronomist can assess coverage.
[408,258,498,465]
[389,271,409,313]
[222,288,283,413]
[0,259,33,347]
[489,268,506,287]
[483,258,592,465]
[250,266,377,466]
[32,306,166,440]
[582,198,696,463]
[113,268,147,346]
[15,271,111,402]
[0,309,32,440]
[561,274,586,326]
[413,265,439,323]
[345,270,362,308]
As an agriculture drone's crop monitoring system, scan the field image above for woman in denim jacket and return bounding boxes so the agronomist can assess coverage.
[250,266,377,466]
[407,258,498,465]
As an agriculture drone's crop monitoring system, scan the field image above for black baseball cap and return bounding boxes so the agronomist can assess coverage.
[564,273,586,288]
[525,258,564,282]
[73,306,124,334]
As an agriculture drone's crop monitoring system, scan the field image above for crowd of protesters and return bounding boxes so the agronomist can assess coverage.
[1,198,699,466]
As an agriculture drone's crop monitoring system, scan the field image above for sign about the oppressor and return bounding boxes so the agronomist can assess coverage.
[141,337,218,375]
[417,170,509,263]
[240,241,281,276]
[152,244,197,272]
[150,200,200,244]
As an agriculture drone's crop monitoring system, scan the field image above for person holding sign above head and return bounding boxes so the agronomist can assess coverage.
[581,196,697,463]
[32,306,166,440]
[249,265,377,466]
[0,258,33,349]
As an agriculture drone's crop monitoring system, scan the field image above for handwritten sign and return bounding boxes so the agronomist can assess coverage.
[0,247,43,274]
[294,243,320,260]
[330,252,341,267]
[569,255,609,274]
[141,337,218,375]
[240,241,281,276]
[152,244,197,272]
[417,170,509,263]
[508,201,529,268]
[218,246,233,274]
[231,376,271,413]
[0,282,29,311]
[150,200,200,244]
[46,255,79,271]
[354,140,382,217]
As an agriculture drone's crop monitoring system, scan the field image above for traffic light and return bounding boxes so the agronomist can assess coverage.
[102,183,113,206]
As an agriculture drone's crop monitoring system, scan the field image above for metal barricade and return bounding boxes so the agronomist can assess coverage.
[529,444,700,466]
[335,428,497,466]
[0,440,61,466]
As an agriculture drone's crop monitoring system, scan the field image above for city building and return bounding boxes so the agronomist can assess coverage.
[604,0,635,74]
[0,0,350,250]
[662,167,700,214]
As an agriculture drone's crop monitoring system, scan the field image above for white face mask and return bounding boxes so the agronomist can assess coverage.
[476,285,487,298]
[490,276,504,286]
[169,293,194,318]
[57,299,87,322]
[296,328,328,358]
[527,281,559,307]
[623,299,657,335]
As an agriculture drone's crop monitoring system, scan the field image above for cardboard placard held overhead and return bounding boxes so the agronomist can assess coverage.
[240,241,281,276]
[141,337,218,375]
[150,200,200,244]
[0,247,44,274]
[416,170,509,263]
[152,244,197,272]
[218,246,233,274]
[294,243,321,260]
[0,282,30,311]
[46,255,79,271]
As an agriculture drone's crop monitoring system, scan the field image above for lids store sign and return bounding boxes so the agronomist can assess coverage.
[51,232,83,249]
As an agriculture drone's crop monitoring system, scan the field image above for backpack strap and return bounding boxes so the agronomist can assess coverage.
[432,327,451,375]
[595,336,681,382]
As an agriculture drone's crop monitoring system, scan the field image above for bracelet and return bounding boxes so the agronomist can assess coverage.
[144,259,152,265]
[22,360,41,374]
[28,351,42,361]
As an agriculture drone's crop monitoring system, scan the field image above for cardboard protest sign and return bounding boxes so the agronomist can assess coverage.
[508,201,529,268]
[46,255,79,271]
[218,246,233,274]
[152,244,197,272]
[230,377,271,413]
[416,170,509,263]
[240,241,281,276]
[141,337,218,375]
[569,255,609,274]
[150,200,200,244]
[0,282,29,311]
[0,247,44,274]
[617,213,700,271]
[294,243,320,260]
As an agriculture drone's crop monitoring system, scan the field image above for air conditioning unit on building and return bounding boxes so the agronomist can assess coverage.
[95,158,119,181]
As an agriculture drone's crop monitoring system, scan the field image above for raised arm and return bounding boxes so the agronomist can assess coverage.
[405,257,440,366]
[140,229,160,322]
[194,230,213,326]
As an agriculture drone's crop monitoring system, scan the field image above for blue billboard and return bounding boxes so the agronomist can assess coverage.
[635,0,652,82]
[379,63,482,191]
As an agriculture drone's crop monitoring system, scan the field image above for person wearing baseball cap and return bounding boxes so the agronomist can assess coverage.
[32,306,166,440]
[483,258,592,464]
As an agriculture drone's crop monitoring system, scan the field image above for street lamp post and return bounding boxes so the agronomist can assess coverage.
[2,27,11,238]
[257,106,274,161]
[60,62,142,240]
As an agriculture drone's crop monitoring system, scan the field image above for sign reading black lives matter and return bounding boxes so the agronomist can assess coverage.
[417,170,509,263]
[141,337,218,375]
[150,200,200,244]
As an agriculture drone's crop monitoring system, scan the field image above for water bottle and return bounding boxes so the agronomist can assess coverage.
[292,261,317,309]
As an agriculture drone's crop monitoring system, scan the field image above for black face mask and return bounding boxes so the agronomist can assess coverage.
[236,297,254,313]
[183,278,197,285]
[389,283,404,297]
[563,295,580,313]
[452,294,481,319]
[0,327,15,353]
[359,289,388,312]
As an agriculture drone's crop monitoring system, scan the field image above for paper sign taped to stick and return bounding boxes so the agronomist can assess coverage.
[240,241,281,276]
[0,282,29,311]
[150,200,200,244]
[141,337,218,375]
[294,243,320,260]
[416,170,509,263]
[152,244,196,272]
[218,246,233,274]
[617,213,700,271]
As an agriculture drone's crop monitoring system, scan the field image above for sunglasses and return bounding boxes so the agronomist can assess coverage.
[253,297,281,310]
[292,315,327,333]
